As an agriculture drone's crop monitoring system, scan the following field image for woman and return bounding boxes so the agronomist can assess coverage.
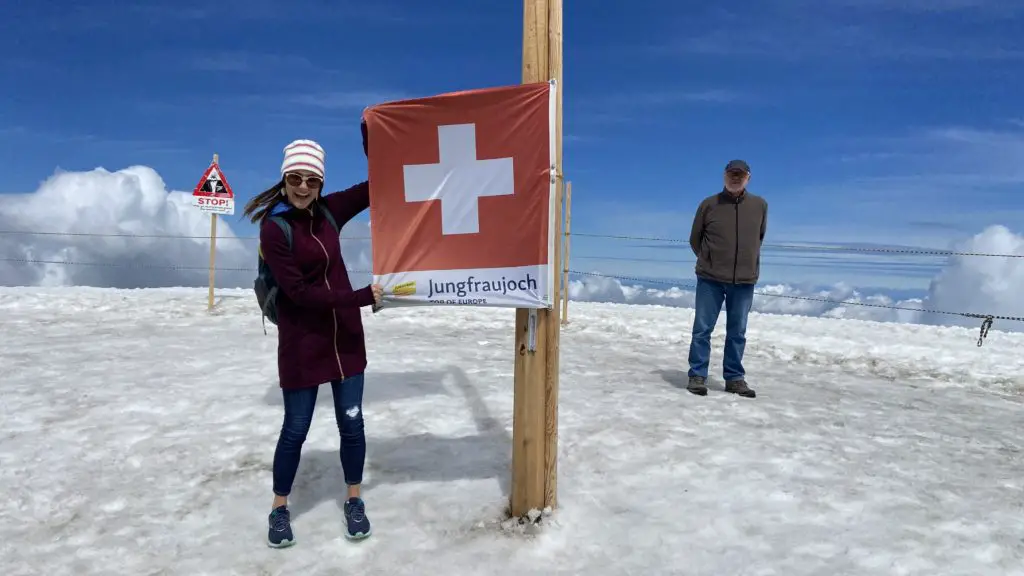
[242,138,383,548]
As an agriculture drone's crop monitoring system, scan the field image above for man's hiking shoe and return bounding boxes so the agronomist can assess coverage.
[267,505,295,548]
[344,497,372,540]
[725,380,756,398]
[686,376,708,396]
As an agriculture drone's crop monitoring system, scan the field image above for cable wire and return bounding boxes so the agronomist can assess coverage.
[2,256,1016,346]
[1,229,1021,258]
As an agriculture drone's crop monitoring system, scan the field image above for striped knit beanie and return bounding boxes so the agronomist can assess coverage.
[281,139,326,179]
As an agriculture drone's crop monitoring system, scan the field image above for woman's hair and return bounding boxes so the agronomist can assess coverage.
[242,178,285,224]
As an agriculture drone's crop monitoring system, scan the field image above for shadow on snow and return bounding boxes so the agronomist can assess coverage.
[261,365,512,520]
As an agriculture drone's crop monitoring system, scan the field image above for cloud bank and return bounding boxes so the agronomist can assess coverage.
[1,165,1020,332]
[569,225,1024,332]
[0,166,370,290]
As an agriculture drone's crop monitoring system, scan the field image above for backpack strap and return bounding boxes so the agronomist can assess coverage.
[258,215,293,256]
[267,215,292,250]
[257,215,292,336]
[319,204,340,236]
[262,206,332,248]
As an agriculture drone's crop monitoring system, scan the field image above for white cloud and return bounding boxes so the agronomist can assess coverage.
[187,52,322,73]
[0,166,370,290]
[290,91,409,110]
[0,166,251,288]
[822,0,1024,14]
[593,89,747,107]
[660,3,1024,62]
[2,166,1020,334]
[920,225,1024,329]
[568,274,926,324]
[568,224,1024,332]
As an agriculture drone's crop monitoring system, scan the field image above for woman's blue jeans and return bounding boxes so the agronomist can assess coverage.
[272,373,365,497]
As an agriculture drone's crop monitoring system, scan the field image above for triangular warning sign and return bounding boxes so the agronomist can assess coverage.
[192,162,234,198]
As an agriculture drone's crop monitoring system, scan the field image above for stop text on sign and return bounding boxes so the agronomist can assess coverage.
[192,195,235,215]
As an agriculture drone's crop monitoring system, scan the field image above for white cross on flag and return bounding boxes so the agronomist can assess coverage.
[363,81,556,308]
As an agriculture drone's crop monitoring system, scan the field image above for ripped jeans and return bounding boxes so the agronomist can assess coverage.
[272,373,366,496]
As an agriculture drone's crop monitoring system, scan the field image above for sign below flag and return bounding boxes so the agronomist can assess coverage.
[363,81,557,309]
[191,160,235,215]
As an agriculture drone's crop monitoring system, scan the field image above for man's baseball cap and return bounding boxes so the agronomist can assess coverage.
[725,159,750,174]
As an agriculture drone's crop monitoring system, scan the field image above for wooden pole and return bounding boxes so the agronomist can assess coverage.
[544,0,563,512]
[511,0,562,519]
[560,181,572,325]
[207,153,219,312]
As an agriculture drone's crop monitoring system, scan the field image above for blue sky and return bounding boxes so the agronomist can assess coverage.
[1,0,1022,296]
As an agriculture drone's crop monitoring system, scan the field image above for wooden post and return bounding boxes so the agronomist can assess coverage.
[511,0,562,518]
[544,0,563,511]
[207,153,219,312]
[560,181,572,325]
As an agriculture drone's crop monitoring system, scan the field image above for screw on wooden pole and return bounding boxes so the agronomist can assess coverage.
[511,0,562,520]
[207,153,219,312]
[560,181,572,325]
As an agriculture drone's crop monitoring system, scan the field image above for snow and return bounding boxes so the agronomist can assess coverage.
[1,287,1023,576]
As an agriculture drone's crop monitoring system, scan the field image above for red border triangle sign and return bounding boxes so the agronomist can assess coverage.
[191,159,235,215]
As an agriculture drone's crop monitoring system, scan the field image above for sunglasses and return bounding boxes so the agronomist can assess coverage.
[284,173,323,188]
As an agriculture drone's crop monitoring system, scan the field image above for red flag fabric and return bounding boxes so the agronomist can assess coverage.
[363,81,556,308]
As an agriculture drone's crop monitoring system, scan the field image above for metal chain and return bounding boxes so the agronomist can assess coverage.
[977,315,994,347]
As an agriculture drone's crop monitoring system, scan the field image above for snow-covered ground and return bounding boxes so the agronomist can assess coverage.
[1,287,1022,576]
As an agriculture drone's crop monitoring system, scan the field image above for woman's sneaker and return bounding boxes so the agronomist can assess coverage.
[267,505,296,548]
[344,497,372,540]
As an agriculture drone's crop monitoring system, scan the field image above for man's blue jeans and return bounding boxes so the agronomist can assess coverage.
[687,278,756,382]
[272,373,366,497]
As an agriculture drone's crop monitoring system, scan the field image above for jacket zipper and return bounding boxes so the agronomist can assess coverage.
[733,200,739,284]
[308,209,345,379]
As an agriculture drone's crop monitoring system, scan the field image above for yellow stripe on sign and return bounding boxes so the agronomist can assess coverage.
[391,281,416,296]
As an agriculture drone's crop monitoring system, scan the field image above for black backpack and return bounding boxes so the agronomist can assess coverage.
[255,204,340,333]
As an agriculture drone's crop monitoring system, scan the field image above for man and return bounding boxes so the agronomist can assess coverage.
[685,159,767,398]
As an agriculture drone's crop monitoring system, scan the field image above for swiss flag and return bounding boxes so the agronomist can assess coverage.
[363,82,553,276]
